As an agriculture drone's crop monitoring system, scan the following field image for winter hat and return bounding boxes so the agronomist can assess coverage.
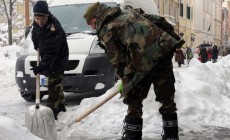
[33,1,49,16]
[84,2,101,24]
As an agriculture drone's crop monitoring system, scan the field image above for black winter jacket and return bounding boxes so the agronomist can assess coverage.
[32,13,69,76]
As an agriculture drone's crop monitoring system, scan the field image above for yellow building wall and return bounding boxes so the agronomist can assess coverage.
[154,0,180,35]
[179,0,194,48]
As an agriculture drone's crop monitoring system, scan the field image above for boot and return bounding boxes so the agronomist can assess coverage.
[59,104,66,112]
[47,102,66,120]
[120,116,142,140]
[52,108,59,120]
[51,104,67,120]
[162,113,179,140]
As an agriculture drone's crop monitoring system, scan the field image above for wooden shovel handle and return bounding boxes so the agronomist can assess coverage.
[74,88,119,122]
[35,49,40,109]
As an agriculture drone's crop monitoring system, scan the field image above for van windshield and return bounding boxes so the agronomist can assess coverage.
[49,3,117,34]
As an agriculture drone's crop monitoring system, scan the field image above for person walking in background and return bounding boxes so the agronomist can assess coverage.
[175,48,185,67]
[30,1,69,120]
[212,45,219,63]
[186,47,193,65]
[83,2,184,140]
[199,46,208,63]
[207,47,212,61]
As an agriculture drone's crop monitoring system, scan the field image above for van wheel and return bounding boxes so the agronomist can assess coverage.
[20,92,44,102]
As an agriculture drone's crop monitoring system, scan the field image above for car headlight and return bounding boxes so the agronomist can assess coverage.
[89,37,105,54]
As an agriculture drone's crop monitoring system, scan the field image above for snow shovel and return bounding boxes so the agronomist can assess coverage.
[67,87,120,127]
[25,49,56,140]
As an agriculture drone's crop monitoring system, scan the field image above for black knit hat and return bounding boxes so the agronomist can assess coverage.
[33,1,49,16]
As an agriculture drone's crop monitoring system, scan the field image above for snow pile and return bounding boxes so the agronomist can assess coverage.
[0,43,21,88]
[0,116,42,140]
[175,57,230,132]
[0,43,21,58]
[0,53,16,88]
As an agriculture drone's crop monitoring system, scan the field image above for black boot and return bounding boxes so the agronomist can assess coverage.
[51,104,67,120]
[162,113,179,140]
[53,104,66,120]
[59,104,66,112]
[52,108,59,120]
[120,116,142,140]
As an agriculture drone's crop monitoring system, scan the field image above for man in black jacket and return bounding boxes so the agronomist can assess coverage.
[31,1,69,120]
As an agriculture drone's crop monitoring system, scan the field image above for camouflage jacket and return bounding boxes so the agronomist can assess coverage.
[96,5,183,94]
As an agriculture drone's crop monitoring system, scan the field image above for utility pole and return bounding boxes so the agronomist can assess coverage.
[25,0,30,27]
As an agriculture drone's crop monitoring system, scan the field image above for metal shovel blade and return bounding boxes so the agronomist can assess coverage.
[25,105,56,140]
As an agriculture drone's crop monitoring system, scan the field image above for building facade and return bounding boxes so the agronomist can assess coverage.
[214,0,224,46]
[193,0,215,47]
[178,0,195,48]
[154,0,180,34]
[222,0,230,47]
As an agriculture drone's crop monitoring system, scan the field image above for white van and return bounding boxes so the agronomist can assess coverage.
[15,0,119,102]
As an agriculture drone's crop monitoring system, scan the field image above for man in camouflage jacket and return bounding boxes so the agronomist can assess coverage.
[84,2,184,140]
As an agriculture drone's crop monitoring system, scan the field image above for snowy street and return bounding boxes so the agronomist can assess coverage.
[1,82,230,140]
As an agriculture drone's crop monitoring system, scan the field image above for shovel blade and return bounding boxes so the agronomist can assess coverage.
[25,105,56,140]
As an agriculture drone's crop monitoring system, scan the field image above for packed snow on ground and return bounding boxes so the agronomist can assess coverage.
[1,45,230,140]
[0,113,42,140]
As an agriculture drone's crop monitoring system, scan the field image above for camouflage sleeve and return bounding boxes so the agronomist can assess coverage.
[101,24,127,79]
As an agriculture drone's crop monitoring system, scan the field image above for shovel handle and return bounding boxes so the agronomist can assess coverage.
[35,49,40,109]
[74,88,119,122]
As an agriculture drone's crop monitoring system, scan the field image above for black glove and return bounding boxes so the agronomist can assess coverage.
[30,66,43,75]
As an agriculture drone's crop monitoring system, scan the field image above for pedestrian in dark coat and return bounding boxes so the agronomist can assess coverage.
[84,2,184,140]
[199,46,208,63]
[31,1,69,120]
[212,45,219,63]
[175,48,185,67]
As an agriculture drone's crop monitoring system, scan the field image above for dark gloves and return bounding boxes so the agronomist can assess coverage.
[30,66,43,75]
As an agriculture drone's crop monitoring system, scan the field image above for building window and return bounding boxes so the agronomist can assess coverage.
[180,3,183,17]
[187,6,190,19]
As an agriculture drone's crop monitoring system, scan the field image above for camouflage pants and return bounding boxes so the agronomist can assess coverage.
[46,73,65,109]
[123,58,177,118]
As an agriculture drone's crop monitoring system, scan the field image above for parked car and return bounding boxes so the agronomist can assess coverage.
[15,0,118,102]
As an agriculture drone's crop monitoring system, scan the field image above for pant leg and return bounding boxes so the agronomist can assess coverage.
[121,74,152,140]
[59,82,65,105]
[152,58,179,139]
[47,73,64,109]
[123,77,152,118]
[152,58,177,113]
